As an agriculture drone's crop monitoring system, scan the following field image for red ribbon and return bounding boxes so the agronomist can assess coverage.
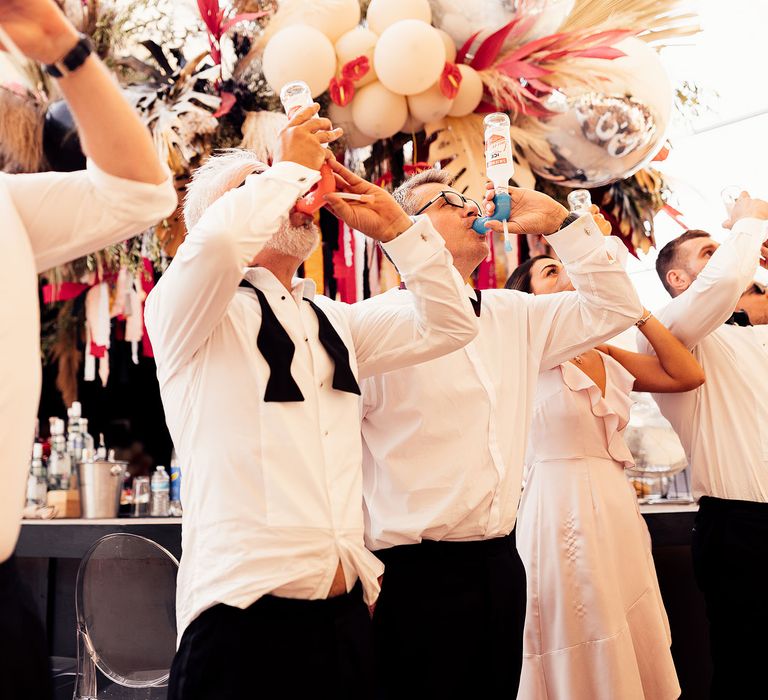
[42,282,90,304]
[439,62,463,99]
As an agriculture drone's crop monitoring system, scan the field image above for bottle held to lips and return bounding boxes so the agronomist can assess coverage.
[279,81,328,149]
[481,112,515,248]
[567,189,592,215]
[721,185,743,217]
[279,80,335,214]
[484,112,515,194]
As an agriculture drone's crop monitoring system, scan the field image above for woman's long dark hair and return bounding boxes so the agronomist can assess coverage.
[505,255,552,293]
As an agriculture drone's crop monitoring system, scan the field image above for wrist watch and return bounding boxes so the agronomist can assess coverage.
[45,33,93,78]
[557,212,580,231]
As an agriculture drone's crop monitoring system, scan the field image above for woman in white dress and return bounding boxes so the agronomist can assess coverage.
[506,231,703,700]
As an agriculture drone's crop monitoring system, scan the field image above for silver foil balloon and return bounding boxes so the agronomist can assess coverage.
[429,0,540,49]
[525,38,673,188]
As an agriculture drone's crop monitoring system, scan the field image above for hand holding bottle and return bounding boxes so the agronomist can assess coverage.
[482,181,568,236]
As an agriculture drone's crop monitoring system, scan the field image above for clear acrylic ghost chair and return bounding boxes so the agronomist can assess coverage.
[74,533,179,699]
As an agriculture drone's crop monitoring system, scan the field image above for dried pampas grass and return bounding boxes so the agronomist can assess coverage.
[239,109,288,163]
[0,87,45,173]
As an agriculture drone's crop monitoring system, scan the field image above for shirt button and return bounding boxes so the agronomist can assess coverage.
[304,337,309,342]
[324,430,329,437]
[281,295,286,300]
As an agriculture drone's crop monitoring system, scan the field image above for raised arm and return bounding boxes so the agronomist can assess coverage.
[642,199,768,352]
[324,160,478,377]
[599,310,705,393]
[1,0,166,184]
[528,219,644,369]
[0,0,178,270]
[146,107,336,379]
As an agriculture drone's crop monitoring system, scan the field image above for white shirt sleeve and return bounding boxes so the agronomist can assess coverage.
[0,160,178,273]
[639,218,766,353]
[525,215,644,369]
[145,161,320,379]
[347,216,479,379]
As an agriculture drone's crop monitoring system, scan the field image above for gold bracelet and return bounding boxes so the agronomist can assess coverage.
[635,310,653,327]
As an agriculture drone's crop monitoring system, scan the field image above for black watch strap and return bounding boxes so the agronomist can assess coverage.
[45,34,93,78]
[557,212,581,231]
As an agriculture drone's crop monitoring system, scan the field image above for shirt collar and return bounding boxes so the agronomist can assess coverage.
[242,267,316,302]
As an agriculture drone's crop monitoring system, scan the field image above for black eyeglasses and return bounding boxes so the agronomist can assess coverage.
[414,190,482,216]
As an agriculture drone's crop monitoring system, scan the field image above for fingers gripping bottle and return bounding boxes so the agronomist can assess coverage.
[472,113,514,247]
[279,80,335,215]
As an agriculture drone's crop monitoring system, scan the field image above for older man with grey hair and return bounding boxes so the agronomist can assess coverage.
[358,168,646,698]
[145,105,479,699]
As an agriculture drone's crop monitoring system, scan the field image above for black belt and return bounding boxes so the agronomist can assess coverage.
[699,495,768,515]
[375,530,516,565]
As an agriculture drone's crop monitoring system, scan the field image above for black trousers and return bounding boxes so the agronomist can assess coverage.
[0,555,52,700]
[692,496,768,699]
[373,530,527,699]
[168,581,375,700]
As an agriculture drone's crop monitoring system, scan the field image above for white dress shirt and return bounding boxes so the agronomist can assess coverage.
[638,218,768,502]
[0,162,176,560]
[144,160,478,638]
[361,218,644,550]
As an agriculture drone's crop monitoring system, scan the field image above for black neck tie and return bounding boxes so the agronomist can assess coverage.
[725,310,752,327]
[239,280,360,402]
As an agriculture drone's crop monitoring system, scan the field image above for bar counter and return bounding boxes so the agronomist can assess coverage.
[17,504,711,698]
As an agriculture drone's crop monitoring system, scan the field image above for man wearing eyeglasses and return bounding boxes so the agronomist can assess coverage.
[359,169,644,698]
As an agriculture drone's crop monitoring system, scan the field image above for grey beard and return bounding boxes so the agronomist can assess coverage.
[264,222,319,259]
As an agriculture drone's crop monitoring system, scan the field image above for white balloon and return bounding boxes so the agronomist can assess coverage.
[374,20,446,96]
[367,0,432,35]
[435,28,457,63]
[407,83,454,124]
[447,64,483,117]
[262,26,337,98]
[328,102,377,149]
[270,0,361,42]
[351,81,409,140]
[335,27,378,87]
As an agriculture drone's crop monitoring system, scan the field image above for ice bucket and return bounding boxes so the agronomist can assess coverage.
[78,460,127,519]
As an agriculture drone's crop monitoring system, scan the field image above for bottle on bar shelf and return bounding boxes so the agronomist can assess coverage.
[26,442,47,508]
[151,465,170,517]
[169,448,183,517]
[80,418,95,462]
[66,401,84,465]
[96,433,107,460]
[47,418,71,491]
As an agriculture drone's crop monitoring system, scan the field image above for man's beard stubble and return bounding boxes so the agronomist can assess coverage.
[264,221,320,260]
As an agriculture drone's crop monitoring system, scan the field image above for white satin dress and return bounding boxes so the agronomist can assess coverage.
[516,352,680,700]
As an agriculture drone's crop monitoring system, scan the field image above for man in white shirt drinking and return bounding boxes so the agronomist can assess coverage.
[145,108,479,699]
[359,169,644,697]
[0,2,176,697]
[645,193,768,699]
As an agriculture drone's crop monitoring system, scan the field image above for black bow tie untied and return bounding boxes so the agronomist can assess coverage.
[725,310,752,327]
[239,279,361,402]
